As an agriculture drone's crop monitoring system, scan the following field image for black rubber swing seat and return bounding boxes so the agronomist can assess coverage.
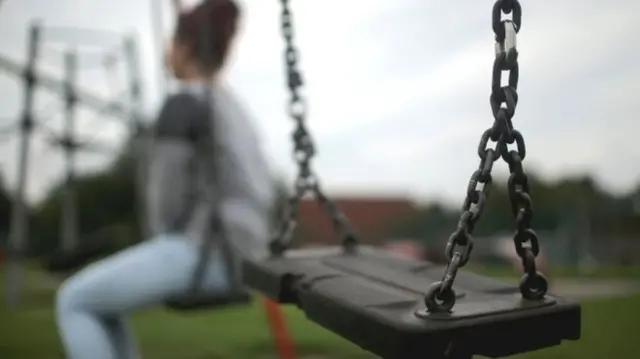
[243,246,581,359]
[164,289,252,311]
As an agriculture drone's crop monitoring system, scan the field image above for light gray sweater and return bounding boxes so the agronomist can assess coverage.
[146,83,274,258]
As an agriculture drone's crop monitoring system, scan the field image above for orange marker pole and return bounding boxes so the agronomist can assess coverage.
[263,297,298,359]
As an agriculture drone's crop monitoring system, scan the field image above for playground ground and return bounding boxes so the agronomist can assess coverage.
[1,266,639,359]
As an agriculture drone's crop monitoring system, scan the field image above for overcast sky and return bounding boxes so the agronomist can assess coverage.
[0,0,639,205]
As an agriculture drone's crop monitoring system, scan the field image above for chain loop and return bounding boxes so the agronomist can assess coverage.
[269,0,358,257]
[425,0,548,313]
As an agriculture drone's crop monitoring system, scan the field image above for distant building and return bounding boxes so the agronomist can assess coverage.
[296,196,421,246]
[383,239,425,260]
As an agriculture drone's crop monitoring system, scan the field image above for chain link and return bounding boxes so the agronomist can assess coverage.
[425,0,548,313]
[269,0,358,257]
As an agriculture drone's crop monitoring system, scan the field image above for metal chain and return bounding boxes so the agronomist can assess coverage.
[424,0,548,313]
[269,0,358,257]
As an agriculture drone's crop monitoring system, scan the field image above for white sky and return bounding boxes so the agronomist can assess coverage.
[0,0,639,205]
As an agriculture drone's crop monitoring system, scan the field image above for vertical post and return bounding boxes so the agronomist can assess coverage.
[149,0,168,98]
[123,36,148,240]
[60,49,79,253]
[5,21,40,308]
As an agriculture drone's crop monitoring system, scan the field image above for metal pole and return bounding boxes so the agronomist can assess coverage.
[5,21,40,308]
[60,49,79,253]
[150,0,168,98]
[0,53,129,120]
[123,36,149,240]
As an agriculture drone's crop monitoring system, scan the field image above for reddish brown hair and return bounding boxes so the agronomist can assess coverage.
[174,0,240,71]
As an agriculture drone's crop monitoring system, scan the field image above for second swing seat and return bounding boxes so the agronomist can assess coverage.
[243,246,581,359]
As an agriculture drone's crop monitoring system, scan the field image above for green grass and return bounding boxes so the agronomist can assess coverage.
[1,268,639,358]
[1,299,374,359]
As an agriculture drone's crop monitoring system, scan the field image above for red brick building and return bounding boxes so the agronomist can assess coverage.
[295,196,421,246]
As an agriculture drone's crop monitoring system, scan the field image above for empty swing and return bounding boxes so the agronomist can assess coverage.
[242,1,581,359]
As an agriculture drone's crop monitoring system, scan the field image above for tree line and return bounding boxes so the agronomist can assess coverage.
[0,142,638,258]
[392,175,640,243]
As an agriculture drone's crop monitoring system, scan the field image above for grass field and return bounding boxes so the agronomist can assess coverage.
[1,267,639,359]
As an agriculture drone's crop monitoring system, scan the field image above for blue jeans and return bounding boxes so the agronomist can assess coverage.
[55,234,231,359]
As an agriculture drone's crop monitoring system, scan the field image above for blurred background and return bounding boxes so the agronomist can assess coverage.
[0,0,639,358]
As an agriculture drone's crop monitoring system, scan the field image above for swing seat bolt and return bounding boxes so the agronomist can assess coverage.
[424,281,456,314]
[519,271,548,300]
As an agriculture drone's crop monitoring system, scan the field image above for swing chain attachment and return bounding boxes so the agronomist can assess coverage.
[269,0,358,257]
[425,0,548,313]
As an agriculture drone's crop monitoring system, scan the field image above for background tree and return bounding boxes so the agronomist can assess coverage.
[390,173,640,245]
[0,169,15,249]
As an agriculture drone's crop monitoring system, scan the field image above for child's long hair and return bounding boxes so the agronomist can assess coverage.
[174,0,241,71]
